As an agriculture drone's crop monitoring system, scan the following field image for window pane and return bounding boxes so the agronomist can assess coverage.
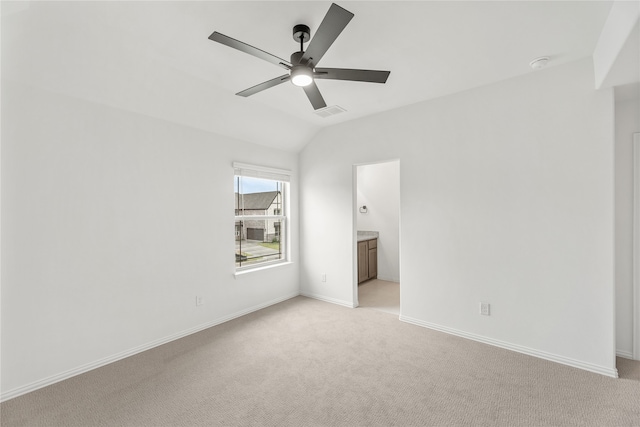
[235,176,283,217]
[234,172,287,270]
[235,219,285,268]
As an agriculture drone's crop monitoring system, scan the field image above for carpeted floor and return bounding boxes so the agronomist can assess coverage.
[2,296,639,426]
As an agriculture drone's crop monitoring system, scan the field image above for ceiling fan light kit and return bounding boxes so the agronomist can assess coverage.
[208,3,390,110]
[291,66,313,87]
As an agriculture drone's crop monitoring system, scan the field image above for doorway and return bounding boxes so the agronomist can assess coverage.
[353,160,401,315]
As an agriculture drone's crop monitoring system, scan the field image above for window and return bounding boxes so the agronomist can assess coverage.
[234,162,290,270]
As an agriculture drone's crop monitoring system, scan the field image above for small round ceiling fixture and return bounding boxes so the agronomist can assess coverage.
[529,57,549,70]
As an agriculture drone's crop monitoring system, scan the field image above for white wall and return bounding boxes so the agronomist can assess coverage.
[300,58,616,376]
[0,82,299,399]
[615,96,640,358]
[357,161,400,282]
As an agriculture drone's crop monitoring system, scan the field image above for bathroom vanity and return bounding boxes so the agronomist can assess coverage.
[357,231,378,284]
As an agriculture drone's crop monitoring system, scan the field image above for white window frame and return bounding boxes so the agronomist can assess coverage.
[234,162,291,273]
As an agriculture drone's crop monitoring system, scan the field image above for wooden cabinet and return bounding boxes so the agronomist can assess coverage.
[358,241,368,283]
[368,245,377,279]
[358,238,378,283]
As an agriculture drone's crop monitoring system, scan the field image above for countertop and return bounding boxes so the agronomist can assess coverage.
[357,231,379,242]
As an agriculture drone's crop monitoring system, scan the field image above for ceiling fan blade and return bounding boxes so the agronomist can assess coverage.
[209,32,291,70]
[302,81,327,110]
[236,75,291,97]
[314,68,390,84]
[299,3,354,67]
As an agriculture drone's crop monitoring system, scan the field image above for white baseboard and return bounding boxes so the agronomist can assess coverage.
[400,315,619,378]
[300,291,355,308]
[376,276,400,283]
[616,349,634,359]
[1,292,300,403]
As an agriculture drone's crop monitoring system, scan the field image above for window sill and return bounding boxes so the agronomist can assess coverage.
[234,261,293,278]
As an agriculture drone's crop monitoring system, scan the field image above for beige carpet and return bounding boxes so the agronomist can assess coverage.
[358,279,400,315]
[2,296,639,426]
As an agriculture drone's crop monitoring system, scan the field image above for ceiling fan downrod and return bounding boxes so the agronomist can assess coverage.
[292,24,310,54]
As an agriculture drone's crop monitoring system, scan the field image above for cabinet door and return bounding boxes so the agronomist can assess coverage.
[358,241,369,283]
[368,247,377,279]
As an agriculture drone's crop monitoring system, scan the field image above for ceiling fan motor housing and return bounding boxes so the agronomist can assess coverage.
[290,51,306,66]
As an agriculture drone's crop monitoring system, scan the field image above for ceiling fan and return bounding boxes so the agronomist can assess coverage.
[208,3,391,110]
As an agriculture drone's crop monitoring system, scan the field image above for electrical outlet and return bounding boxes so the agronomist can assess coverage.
[196,296,204,306]
[480,302,490,316]
[322,274,326,282]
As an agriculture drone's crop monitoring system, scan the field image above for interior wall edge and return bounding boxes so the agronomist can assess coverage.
[375,276,400,283]
[400,315,619,379]
[0,78,294,153]
[616,350,634,359]
[299,292,356,309]
[0,292,300,403]
[633,133,640,359]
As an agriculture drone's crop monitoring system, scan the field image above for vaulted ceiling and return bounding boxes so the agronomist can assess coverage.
[2,1,613,152]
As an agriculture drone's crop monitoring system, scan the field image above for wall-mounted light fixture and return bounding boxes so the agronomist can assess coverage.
[359,205,368,213]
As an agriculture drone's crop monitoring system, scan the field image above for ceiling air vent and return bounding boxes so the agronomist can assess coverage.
[314,105,347,118]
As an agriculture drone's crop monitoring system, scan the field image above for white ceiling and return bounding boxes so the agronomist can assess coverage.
[1,1,613,152]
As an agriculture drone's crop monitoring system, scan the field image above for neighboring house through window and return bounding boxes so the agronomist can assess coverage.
[234,162,289,270]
